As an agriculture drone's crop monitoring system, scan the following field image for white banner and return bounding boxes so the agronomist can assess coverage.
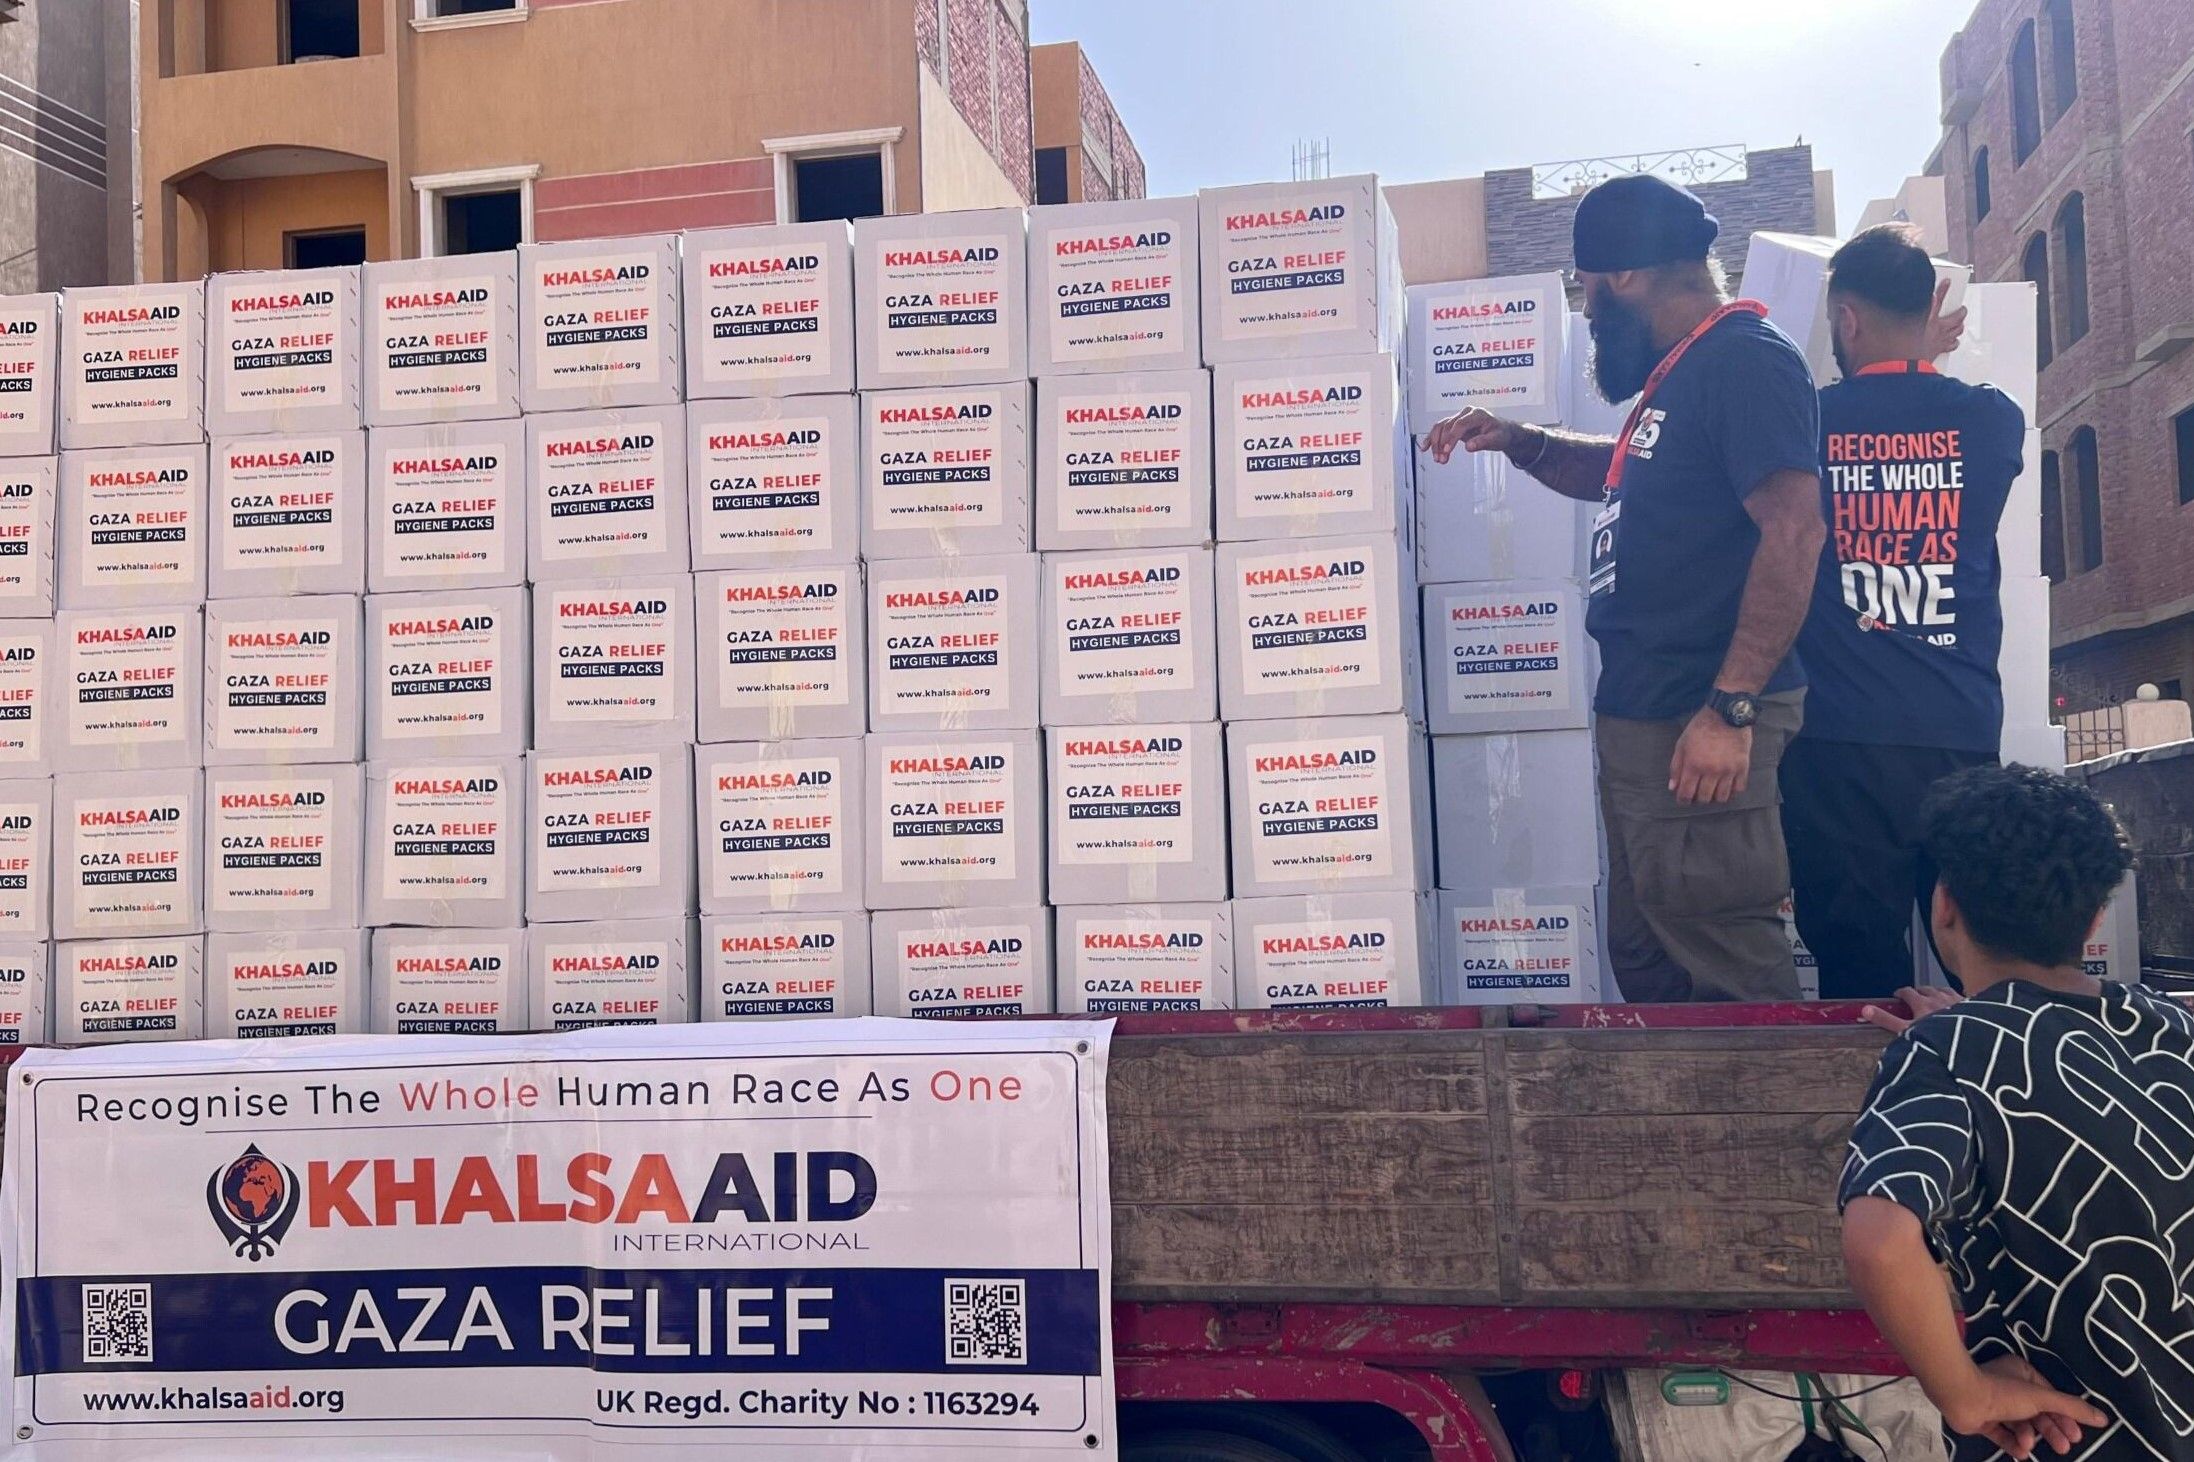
[0,1018,1115,1459]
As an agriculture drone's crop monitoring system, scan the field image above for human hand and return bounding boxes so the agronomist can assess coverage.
[1424,407,1527,466]
[1668,708,1751,805]
[1861,984,1961,1035]
[1938,1355,2108,1458]
[1925,277,1969,361]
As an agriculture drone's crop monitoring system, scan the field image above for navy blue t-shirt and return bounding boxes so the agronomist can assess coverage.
[1799,367,2025,751]
[1586,310,1820,720]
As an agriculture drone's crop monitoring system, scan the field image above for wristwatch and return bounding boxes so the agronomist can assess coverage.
[1705,689,1759,729]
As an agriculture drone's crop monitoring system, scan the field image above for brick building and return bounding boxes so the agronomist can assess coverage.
[1935,0,2194,709]
[1030,40,1145,205]
[0,0,135,290]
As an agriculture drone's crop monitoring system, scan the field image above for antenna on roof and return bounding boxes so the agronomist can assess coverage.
[1291,138,1331,182]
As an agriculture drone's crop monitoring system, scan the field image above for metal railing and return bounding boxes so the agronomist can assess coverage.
[2061,704,2128,764]
[1530,144,1749,200]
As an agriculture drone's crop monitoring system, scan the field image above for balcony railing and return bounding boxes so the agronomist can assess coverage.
[1531,144,1749,200]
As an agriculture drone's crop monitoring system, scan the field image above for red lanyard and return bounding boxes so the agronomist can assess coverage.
[1852,359,1939,376]
[1602,298,1770,498]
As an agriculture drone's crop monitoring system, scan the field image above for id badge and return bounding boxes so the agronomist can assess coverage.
[1588,499,1620,598]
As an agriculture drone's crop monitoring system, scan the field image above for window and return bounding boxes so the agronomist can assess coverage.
[2056,192,2089,346]
[2176,405,2194,505]
[428,0,517,14]
[2040,450,2067,582]
[413,165,536,257]
[2012,21,2044,163]
[1973,146,1992,222]
[286,227,366,270]
[791,154,884,223]
[2070,426,2102,572]
[284,0,359,60]
[1036,147,1071,205]
[2023,232,2055,368]
[2163,679,2185,702]
[2043,0,2078,123]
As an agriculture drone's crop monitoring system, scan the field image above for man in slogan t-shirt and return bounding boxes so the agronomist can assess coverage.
[1782,224,2027,999]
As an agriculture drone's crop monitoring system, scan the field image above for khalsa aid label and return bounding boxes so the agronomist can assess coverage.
[73,450,199,593]
[377,440,514,580]
[708,755,847,905]
[213,614,341,753]
[387,943,515,1033]
[875,571,1012,715]
[0,796,43,934]
[1254,915,1399,1008]
[878,743,1018,886]
[873,234,1013,372]
[1056,731,1195,868]
[694,410,846,557]
[1044,221,1187,364]
[531,251,663,392]
[1422,289,1549,410]
[210,775,339,918]
[894,922,1038,1018]
[0,299,53,436]
[378,604,507,743]
[1229,369,1378,522]
[868,392,1005,536]
[533,757,665,894]
[709,920,856,1017]
[0,631,40,764]
[0,459,49,607]
[0,946,43,1044]
[713,571,853,710]
[218,437,350,577]
[220,943,354,1037]
[1246,736,1394,884]
[67,942,189,1036]
[546,588,678,727]
[538,935,678,1029]
[1439,591,1574,716]
[1216,192,1360,341]
[1452,905,1585,994]
[66,614,188,751]
[535,421,672,563]
[66,791,190,931]
[1234,548,1383,695]
[380,767,511,906]
[68,291,191,423]
[372,274,499,415]
[1051,388,1196,536]
[1070,917,1217,1012]
[694,242,834,386]
[217,281,346,416]
[1053,555,1196,698]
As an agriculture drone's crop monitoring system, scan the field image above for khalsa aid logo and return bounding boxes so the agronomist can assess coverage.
[208,1144,302,1261]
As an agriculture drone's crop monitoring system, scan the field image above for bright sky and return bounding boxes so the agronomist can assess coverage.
[1031,0,1980,234]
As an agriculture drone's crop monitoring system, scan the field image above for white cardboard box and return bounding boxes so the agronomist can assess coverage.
[0,293,58,457]
[1431,730,1604,891]
[867,552,1040,731]
[204,594,364,765]
[1941,281,2039,420]
[206,265,363,436]
[58,442,208,609]
[55,606,201,773]
[205,927,369,1038]
[1414,447,1590,584]
[865,729,1044,910]
[54,767,202,941]
[1041,545,1217,725]
[860,382,1034,559]
[1226,714,1434,898]
[209,431,366,599]
[1035,368,1213,550]
[60,280,206,448]
[1434,887,1602,1005]
[1232,892,1432,1010]
[2083,873,2140,983]
[2002,720,2068,771]
[55,935,204,1042]
[1198,175,1402,363]
[525,745,696,924]
[871,905,1054,1017]
[681,220,858,398]
[1048,721,1227,905]
[686,393,861,568]
[2000,575,2051,730]
[370,925,528,1033]
[369,417,528,590]
[364,757,525,929]
[1216,532,1422,722]
[0,777,49,941]
[525,403,691,579]
[1405,273,1568,432]
[203,763,363,933]
[366,586,529,759]
[1999,427,2042,579]
[0,621,48,772]
[1054,902,1231,1013]
[531,576,694,750]
[695,564,867,742]
[1422,578,1591,734]
[0,939,47,1045]
[519,233,683,413]
[527,916,695,1029]
[700,911,872,1020]
[1026,195,1202,376]
[361,253,520,427]
[696,737,864,915]
[854,208,1029,389]
[1214,353,1407,540]
[1747,231,1970,388]
[0,454,56,617]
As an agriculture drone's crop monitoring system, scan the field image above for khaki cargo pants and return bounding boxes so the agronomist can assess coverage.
[1596,690,1804,1003]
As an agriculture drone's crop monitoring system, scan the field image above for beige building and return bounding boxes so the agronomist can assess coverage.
[140,0,1139,283]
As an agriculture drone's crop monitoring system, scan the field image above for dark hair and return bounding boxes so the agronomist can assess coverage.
[1827,223,1938,319]
[1920,764,2133,968]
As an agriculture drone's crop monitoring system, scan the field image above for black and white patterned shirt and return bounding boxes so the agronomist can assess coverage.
[1840,980,2194,1461]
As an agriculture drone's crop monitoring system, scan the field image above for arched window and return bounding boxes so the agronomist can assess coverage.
[2012,21,2044,163]
[1972,147,1993,222]
[2070,426,2102,572]
[2056,192,2089,345]
[2024,232,2055,368]
[2040,450,2067,582]
[2043,0,2078,123]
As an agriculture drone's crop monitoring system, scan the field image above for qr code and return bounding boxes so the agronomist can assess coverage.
[82,1283,153,1364]
[944,1278,1026,1366]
